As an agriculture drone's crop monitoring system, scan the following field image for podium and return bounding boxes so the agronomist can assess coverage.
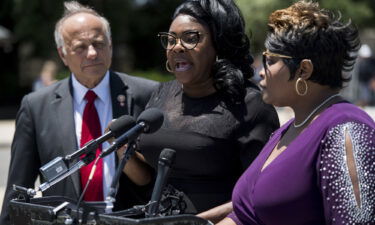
[9,196,212,225]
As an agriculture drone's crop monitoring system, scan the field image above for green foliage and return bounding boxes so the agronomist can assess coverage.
[11,0,61,57]
[236,0,375,53]
[55,70,70,81]
[236,0,294,53]
[319,0,373,26]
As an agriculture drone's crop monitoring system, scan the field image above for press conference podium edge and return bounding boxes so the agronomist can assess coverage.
[9,196,211,225]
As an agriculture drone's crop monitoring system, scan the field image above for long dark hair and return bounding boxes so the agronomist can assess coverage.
[173,0,254,103]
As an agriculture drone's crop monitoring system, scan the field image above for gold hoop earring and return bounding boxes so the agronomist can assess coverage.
[165,60,173,73]
[295,78,308,96]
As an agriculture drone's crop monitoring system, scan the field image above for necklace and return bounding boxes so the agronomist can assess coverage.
[293,93,340,128]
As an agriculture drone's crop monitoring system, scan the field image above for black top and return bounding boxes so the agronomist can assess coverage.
[138,80,279,212]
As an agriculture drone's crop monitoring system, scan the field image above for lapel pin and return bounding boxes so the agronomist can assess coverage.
[117,94,126,107]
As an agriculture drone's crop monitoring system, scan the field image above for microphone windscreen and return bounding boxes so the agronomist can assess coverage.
[159,148,176,166]
[137,108,164,133]
[109,115,136,138]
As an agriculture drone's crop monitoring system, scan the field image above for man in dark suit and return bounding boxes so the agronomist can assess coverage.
[0,1,158,224]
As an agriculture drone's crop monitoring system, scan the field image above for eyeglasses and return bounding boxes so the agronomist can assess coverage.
[158,31,201,50]
[262,50,293,70]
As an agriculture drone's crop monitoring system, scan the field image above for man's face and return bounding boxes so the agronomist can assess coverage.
[58,13,112,86]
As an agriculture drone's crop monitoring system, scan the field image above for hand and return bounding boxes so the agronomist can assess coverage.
[122,151,153,186]
[104,119,128,159]
[104,119,116,145]
[105,119,152,186]
[197,202,233,224]
[116,143,128,159]
[215,217,237,225]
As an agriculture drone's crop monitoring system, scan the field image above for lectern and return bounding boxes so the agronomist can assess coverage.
[9,196,211,225]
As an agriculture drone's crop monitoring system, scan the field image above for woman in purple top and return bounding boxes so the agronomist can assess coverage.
[214,1,375,224]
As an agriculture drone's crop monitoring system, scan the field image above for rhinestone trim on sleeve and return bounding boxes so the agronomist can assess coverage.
[320,122,375,224]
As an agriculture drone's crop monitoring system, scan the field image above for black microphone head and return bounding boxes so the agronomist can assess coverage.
[136,108,164,133]
[109,115,136,138]
[159,148,176,167]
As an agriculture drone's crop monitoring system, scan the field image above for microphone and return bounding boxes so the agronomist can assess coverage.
[100,108,164,158]
[64,115,136,161]
[39,115,135,184]
[147,148,176,217]
[107,115,137,140]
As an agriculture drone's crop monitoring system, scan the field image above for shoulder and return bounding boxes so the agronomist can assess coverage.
[243,81,267,108]
[22,78,70,105]
[244,85,262,105]
[148,80,179,98]
[317,103,375,158]
[323,103,374,129]
[243,83,279,123]
[322,103,375,142]
[155,80,178,93]
[111,71,159,89]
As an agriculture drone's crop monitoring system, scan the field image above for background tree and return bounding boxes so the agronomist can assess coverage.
[237,0,375,53]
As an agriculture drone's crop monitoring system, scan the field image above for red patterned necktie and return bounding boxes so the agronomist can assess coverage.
[79,90,104,201]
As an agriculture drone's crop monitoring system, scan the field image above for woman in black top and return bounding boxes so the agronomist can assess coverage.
[136,0,279,214]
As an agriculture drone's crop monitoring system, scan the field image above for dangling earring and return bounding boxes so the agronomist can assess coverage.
[165,60,173,73]
[295,78,308,96]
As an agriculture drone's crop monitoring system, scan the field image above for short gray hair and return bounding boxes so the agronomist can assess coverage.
[54,1,112,55]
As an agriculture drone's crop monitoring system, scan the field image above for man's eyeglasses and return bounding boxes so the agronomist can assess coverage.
[262,50,293,70]
[158,31,201,50]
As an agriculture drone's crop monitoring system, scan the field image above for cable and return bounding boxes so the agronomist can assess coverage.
[76,155,101,210]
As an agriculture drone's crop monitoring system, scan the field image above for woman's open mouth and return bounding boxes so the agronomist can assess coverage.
[174,59,192,72]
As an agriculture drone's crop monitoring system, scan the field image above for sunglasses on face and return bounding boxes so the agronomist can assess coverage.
[262,50,293,70]
[158,31,202,50]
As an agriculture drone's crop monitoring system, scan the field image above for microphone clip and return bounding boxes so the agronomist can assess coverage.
[13,185,37,202]
[144,184,193,217]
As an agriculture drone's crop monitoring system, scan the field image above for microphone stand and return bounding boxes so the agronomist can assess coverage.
[105,141,137,213]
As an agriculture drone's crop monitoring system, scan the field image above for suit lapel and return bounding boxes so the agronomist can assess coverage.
[110,71,130,118]
[51,77,81,198]
[109,72,132,167]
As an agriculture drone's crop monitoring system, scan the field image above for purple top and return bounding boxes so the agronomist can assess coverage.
[229,103,375,225]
